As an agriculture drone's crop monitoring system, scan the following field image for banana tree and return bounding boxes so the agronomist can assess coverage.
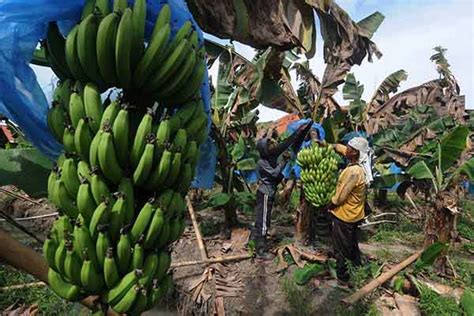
[398,126,473,270]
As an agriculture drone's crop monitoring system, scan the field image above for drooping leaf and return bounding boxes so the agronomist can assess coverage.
[459,158,474,181]
[231,135,246,161]
[414,242,448,271]
[407,161,434,180]
[0,148,52,198]
[293,263,325,285]
[438,126,470,172]
[208,192,231,208]
[356,12,385,39]
[367,69,408,110]
[214,52,235,109]
[342,73,364,101]
[236,158,257,171]
[30,47,49,67]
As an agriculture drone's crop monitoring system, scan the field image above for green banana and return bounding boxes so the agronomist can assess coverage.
[98,125,123,184]
[176,99,199,127]
[77,160,91,181]
[139,252,159,287]
[145,39,191,93]
[89,129,103,167]
[62,125,76,153]
[45,22,73,80]
[117,227,132,275]
[90,169,111,204]
[153,48,197,99]
[96,12,120,86]
[110,193,127,241]
[156,218,170,249]
[96,224,111,268]
[95,0,110,16]
[77,13,104,86]
[130,198,155,243]
[176,163,193,193]
[157,189,174,210]
[145,146,171,190]
[194,123,209,145]
[170,192,186,218]
[168,218,182,243]
[169,58,206,104]
[105,269,142,305]
[131,0,147,67]
[73,215,99,268]
[83,83,103,133]
[80,253,104,293]
[154,252,171,282]
[131,235,145,270]
[89,199,111,239]
[74,118,93,161]
[57,180,79,218]
[51,214,73,242]
[151,4,171,39]
[133,135,155,186]
[144,208,164,250]
[104,247,120,288]
[81,0,96,19]
[112,285,140,314]
[166,152,181,188]
[115,8,133,89]
[133,24,170,88]
[100,100,120,129]
[183,140,198,165]
[76,178,97,224]
[61,158,80,198]
[48,168,60,204]
[131,108,154,168]
[112,105,130,168]
[54,238,67,275]
[64,241,82,285]
[68,92,85,129]
[65,25,89,82]
[118,177,135,224]
[129,288,148,315]
[153,117,170,165]
[171,128,187,152]
[43,235,58,271]
[186,109,207,137]
[113,0,128,11]
[47,102,66,142]
[48,268,81,301]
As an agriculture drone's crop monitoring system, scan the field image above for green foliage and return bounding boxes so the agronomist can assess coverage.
[437,126,470,172]
[207,192,231,208]
[414,242,448,272]
[0,148,52,198]
[233,191,255,215]
[419,285,462,316]
[293,263,325,285]
[0,266,77,315]
[347,261,384,289]
[393,276,405,294]
[460,288,474,316]
[281,277,315,316]
[236,157,257,171]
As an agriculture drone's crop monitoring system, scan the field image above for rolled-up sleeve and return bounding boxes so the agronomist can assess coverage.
[334,144,347,156]
[331,168,358,206]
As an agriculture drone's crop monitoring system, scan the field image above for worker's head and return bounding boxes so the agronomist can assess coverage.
[309,129,319,141]
[347,137,369,163]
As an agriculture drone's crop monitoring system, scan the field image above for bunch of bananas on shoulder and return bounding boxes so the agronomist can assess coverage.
[296,144,339,208]
[43,1,208,314]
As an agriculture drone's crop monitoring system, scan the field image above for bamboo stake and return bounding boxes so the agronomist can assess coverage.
[0,212,58,222]
[0,282,46,291]
[186,196,208,260]
[342,250,422,305]
[0,228,116,315]
[171,254,252,268]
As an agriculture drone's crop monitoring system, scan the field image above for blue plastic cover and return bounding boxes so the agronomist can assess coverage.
[0,0,215,188]
[282,119,326,180]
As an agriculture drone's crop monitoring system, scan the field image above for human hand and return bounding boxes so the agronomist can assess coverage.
[282,150,291,160]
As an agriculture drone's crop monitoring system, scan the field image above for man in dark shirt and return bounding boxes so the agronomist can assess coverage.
[251,121,313,258]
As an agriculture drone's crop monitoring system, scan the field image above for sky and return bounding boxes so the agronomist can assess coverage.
[34,0,473,122]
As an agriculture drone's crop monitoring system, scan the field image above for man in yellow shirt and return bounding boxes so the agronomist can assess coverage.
[326,137,371,284]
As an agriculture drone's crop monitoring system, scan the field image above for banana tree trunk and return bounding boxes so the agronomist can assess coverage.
[295,186,311,242]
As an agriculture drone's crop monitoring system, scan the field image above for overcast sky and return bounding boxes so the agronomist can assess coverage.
[34,0,473,122]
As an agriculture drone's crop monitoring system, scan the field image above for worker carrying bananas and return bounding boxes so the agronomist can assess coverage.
[250,120,313,259]
[325,136,373,284]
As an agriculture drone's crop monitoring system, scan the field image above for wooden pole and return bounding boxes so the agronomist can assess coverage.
[171,253,252,268]
[0,282,46,291]
[0,228,116,315]
[342,250,422,305]
[186,196,208,260]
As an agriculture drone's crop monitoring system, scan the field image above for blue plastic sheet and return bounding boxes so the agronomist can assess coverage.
[0,0,215,188]
[282,119,326,180]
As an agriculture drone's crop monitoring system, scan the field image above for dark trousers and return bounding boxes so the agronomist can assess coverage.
[331,215,361,282]
[250,190,274,249]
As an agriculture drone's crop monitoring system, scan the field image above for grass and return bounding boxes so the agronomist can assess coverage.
[418,285,463,316]
[281,276,315,316]
[369,218,423,246]
[0,265,80,315]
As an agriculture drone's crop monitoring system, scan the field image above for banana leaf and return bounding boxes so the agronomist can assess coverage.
[461,289,474,316]
[437,126,470,172]
[414,242,448,272]
[356,12,385,39]
[230,135,245,161]
[293,263,325,285]
[343,73,364,101]
[458,157,474,181]
[236,158,257,171]
[0,148,52,198]
[214,52,235,109]
[407,161,434,180]
[367,69,407,110]
[207,192,231,208]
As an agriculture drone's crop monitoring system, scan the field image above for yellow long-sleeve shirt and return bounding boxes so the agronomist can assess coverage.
[331,145,366,223]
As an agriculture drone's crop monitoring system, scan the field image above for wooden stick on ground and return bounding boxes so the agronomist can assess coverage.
[0,228,117,315]
[186,196,208,260]
[0,282,46,291]
[171,253,252,268]
[342,250,422,305]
